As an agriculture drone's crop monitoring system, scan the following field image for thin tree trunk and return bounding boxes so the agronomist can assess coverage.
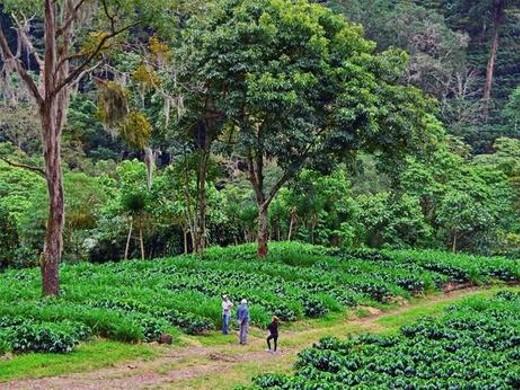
[452,231,457,253]
[124,217,133,260]
[194,151,208,254]
[183,228,188,254]
[190,229,196,252]
[482,0,505,114]
[288,209,297,241]
[483,26,499,106]
[257,204,269,257]
[144,147,154,191]
[139,223,145,260]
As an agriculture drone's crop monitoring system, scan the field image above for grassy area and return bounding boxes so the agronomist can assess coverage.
[0,340,158,382]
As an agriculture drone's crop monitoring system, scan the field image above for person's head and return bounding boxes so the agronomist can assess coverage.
[222,294,228,301]
[272,316,279,323]
[240,298,247,305]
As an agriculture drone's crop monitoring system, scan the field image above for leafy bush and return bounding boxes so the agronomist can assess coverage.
[300,295,328,318]
[0,331,11,355]
[9,321,91,353]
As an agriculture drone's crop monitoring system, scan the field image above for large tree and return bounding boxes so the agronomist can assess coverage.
[181,0,437,257]
[0,0,169,295]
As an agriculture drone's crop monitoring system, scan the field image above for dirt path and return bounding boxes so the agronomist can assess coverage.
[2,287,499,390]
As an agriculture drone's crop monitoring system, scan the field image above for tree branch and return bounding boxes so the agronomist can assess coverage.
[71,60,101,87]
[101,0,117,33]
[0,24,44,106]
[264,169,294,207]
[264,126,328,207]
[0,157,45,176]
[11,13,44,72]
[53,22,138,95]
[56,0,89,37]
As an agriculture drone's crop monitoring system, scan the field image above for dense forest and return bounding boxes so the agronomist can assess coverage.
[1,0,520,292]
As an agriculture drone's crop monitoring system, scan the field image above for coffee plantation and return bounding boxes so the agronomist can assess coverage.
[249,291,520,389]
[0,243,518,355]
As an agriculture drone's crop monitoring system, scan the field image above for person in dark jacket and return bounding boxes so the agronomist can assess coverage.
[266,316,279,353]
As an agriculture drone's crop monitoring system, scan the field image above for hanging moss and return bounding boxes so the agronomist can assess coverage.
[132,64,161,90]
[119,111,152,149]
[81,31,113,56]
[97,81,129,127]
[149,35,172,64]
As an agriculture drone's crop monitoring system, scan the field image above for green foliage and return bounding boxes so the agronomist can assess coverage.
[0,316,92,354]
[179,0,438,249]
[1,242,518,356]
[251,291,520,388]
[357,192,432,248]
[0,204,19,269]
[504,86,520,131]
[401,144,514,253]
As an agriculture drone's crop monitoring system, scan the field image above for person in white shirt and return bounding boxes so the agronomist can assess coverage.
[221,295,234,334]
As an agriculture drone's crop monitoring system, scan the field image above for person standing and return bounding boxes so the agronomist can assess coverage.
[266,316,279,353]
[221,295,233,335]
[237,299,249,345]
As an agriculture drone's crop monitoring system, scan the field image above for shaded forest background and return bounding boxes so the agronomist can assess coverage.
[1,0,520,270]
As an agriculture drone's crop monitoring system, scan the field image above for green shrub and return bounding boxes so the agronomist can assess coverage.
[0,331,11,355]
[9,321,91,353]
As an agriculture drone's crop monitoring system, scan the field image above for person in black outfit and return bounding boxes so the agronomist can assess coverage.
[266,316,279,353]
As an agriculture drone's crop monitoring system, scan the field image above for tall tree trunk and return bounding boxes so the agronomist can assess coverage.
[124,217,133,260]
[139,223,145,260]
[194,151,208,254]
[183,228,188,254]
[40,0,65,296]
[41,101,64,296]
[144,147,155,191]
[0,0,137,296]
[287,208,297,241]
[310,214,317,244]
[257,204,269,257]
[482,0,505,115]
[452,231,457,253]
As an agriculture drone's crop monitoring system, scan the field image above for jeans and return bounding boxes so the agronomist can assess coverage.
[239,320,249,344]
[222,313,231,334]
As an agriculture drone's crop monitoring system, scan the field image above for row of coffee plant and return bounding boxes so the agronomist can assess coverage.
[250,290,520,389]
[0,243,517,354]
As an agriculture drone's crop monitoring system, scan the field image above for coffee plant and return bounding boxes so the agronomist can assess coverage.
[250,291,520,389]
[0,243,518,355]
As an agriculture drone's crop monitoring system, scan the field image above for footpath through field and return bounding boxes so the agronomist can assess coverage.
[2,286,514,390]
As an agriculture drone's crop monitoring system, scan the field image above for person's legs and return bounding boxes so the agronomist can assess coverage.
[273,335,278,352]
[239,322,245,344]
[222,313,229,334]
[267,335,273,350]
[240,321,249,344]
